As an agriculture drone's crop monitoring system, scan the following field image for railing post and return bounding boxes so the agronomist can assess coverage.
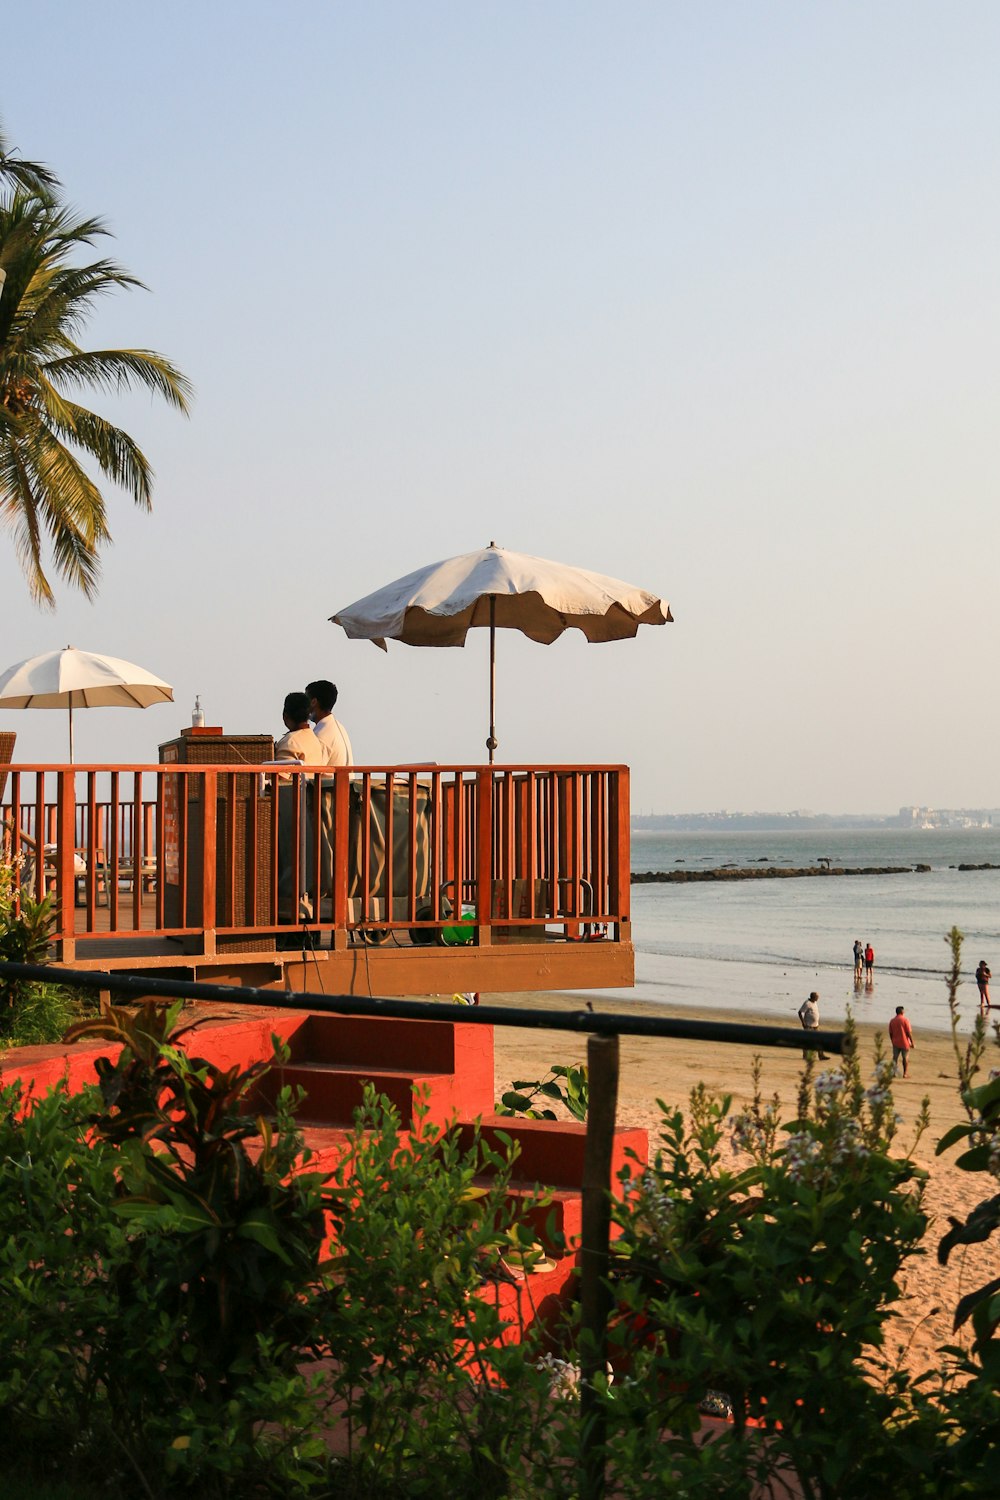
[201,769,217,957]
[332,769,351,950]
[476,767,493,946]
[608,768,630,942]
[580,1032,621,1500]
[55,769,76,961]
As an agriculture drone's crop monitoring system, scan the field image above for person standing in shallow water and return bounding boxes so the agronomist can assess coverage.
[797,991,829,1060]
[976,959,991,1011]
[864,942,875,985]
[853,939,864,985]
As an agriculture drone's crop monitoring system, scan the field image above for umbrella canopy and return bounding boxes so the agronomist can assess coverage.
[332,543,672,760]
[0,645,174,761]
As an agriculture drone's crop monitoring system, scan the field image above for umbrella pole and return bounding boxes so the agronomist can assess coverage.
[487,598,497,764]
[68,700,74,764]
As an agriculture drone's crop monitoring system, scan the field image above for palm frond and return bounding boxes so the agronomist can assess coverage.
[0,126,58,194]
[0,438,56,606]
[45,349,192,412]
[0,188,191,604]
[35,384,155,505]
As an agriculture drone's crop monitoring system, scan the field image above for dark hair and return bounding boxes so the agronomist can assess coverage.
[283,691,312,722]
[895,1006,905,1015]
[306,679,338,713]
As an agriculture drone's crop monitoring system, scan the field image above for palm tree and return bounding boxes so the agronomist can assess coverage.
[0,124,57,194]
[0,190,191,604]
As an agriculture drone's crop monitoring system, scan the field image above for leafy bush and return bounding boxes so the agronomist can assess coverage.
[0,1003,330,1496]
[499,1061,589,1121]
[314,1085,560,1497]
[603,1029,936,1499]
[0,1006,567,1497]
[925,927,1000,1488]
[0,860,80,1044]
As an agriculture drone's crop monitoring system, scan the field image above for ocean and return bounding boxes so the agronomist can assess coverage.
[569,828,1000,1036]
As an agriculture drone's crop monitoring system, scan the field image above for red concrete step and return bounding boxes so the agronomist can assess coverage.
[491,1180,584,1254]
[476,1257,580,1348]
[256,1061,458,1129]
[277,1013,494,1117]
[456,1117,647,1188]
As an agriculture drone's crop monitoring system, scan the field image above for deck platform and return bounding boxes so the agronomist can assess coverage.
[3,760,634,996]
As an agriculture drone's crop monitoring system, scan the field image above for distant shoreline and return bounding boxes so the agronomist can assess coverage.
[633,862,1000,883]
[634,864,929,883]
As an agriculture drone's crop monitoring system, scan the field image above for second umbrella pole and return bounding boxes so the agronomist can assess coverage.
[487,595,497,764]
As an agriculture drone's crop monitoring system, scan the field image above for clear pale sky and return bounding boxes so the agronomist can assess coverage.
[2,3,998,814]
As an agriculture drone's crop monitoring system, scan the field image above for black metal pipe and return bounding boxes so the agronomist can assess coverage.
[0,961,844,1053]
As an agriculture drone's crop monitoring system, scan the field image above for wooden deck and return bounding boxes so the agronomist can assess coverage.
[3,761,634,996]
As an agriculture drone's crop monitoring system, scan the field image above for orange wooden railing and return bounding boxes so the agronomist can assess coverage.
[1,764,630,961]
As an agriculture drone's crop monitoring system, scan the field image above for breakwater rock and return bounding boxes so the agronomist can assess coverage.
[632,865,931,884]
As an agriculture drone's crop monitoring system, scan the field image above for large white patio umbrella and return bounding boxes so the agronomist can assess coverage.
[0,645,174,762]
[332,542,672,761]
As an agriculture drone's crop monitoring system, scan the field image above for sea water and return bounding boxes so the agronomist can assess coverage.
[568,828,1000,1036]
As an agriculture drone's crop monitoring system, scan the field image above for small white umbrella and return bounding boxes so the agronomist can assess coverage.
[0,645,174,762]
[332,542,672,760]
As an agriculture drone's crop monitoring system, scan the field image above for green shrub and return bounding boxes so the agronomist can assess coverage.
[499,1061,589,1121]
[0,1004,331,1496]
[603,1029,936,1499]
[0,857,89,1044]
[925,927,1000,1492]
[314,1085,560,1497]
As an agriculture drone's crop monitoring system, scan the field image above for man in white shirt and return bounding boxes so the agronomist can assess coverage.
[797,991,829,1060]
[306,679,353,906]
[306,679,354,766]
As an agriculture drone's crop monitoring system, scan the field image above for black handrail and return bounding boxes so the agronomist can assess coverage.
[0,960,844,1053]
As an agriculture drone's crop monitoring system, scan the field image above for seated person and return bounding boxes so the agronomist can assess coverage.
[275,691,327,770]
[306,679,354,766]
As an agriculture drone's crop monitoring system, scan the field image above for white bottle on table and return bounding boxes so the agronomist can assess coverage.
[192,695,205,729]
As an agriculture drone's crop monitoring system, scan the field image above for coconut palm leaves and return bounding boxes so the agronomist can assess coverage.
[0,124,56,194]
[0,188,191,604]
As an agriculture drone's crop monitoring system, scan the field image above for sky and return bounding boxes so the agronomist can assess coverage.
[2,2,999,814]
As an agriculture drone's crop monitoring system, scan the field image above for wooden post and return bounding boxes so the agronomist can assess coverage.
[476,768,493,947]
[608,767,630,941]
[201,769,217,957]
[55,769,76,962]
[332,769,351,950]
[580,1032,620,1500]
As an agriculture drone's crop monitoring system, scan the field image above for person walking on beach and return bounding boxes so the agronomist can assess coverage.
[888,1005,914,1078]
[798,991,829,1060]
[853,939,864,985]
[976,959,992,1011]
[864,942,875,984]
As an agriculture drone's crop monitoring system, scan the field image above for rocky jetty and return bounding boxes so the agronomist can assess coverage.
[632,865,930,884]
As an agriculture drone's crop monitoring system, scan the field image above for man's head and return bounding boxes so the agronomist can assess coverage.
[283,691,312,729]
[809,991,819,1002]
[895,1005,905,1016]
[306,679,338,720]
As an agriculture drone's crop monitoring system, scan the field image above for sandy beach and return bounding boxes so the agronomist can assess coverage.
[486,989,996,1383]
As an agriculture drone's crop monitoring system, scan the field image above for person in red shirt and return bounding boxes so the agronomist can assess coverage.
[864,943,875,984]
[888,1006,914,1078]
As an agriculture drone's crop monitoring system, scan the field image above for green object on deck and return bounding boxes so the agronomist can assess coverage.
[441,909,476,945]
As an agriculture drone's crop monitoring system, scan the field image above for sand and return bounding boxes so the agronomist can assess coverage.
[485,989,997,1382]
